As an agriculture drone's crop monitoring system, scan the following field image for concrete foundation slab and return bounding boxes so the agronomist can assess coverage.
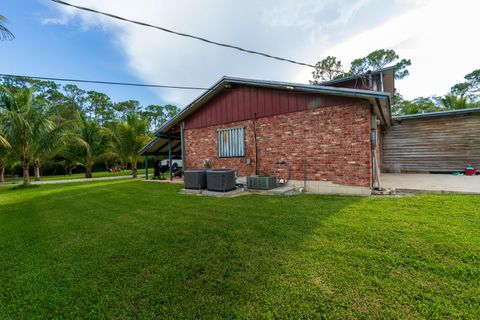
[246,185,296,195]
[382,173,480,194]
[287,179,371,195]
[180,187,247,197]
[238,176,371,195]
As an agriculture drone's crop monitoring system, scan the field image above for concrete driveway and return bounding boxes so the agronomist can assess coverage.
[381,173,480,194]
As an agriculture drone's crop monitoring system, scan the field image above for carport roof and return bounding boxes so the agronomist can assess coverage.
[140,133,181,156]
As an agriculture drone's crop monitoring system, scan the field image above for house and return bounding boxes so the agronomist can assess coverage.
[140,67,396,195]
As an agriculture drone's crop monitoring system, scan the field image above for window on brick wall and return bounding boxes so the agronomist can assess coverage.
[217,126,245,157]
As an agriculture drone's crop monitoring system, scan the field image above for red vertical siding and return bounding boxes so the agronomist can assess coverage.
[232,90,238,120]
[288,94,296,113]
[279,92,289,114]
[184,84,361,130]
[238,89,245,119]
[221,94,227,123]
[251,88,258,117]
[265,90,273,115]
[272,91,281,115]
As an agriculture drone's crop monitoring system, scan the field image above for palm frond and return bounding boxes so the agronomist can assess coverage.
[0,15,14,41]
[0,134,9,149]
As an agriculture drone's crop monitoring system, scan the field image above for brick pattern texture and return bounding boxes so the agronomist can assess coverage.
[184,103,373,187]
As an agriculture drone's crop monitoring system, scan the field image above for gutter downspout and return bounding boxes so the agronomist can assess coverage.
[380,72,384,92]
[252,113,259,175]
[168,135,173,181]
[368,71,381,190]
[370,113,381,190]
[180,122,186,172]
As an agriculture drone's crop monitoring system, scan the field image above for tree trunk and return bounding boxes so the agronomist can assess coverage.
[85,166,92,179]
[132,159,138,178]
[0,167,4,183]
[34,160,41,181]
[22,160,30,185]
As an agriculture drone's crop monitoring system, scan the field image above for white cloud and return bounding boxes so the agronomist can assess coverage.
[41,15,71,25]
[260,1,329,29]
[44,0,477,106]
[326,0,371,27]
[48,0,357,104]
[294,0,480,99]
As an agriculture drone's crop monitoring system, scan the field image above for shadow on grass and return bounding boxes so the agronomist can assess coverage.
[0,181,361,319]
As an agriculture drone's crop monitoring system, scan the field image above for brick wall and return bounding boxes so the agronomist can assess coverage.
[184,102,373,188]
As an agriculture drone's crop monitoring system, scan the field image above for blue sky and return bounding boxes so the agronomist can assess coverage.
[1,0,479,108]
[1,0,162,106]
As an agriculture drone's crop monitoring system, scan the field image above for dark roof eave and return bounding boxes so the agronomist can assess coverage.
[139,137,182,156]
[393,108,480,120]
[138,136,160,155]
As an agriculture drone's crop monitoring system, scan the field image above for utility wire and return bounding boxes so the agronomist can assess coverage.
[51,0,316,68]
[0,73,209,90]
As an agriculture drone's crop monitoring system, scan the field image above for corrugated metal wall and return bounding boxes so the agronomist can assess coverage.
[382,113,480,172]
[184,85,359,130]
[217,127,245,157]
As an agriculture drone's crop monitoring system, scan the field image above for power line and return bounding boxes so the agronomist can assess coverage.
[0,73,209,90]
[50,0,316,68]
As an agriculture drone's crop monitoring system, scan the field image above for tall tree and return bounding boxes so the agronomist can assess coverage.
[438,94,470,110]
[144,104,166,131]
[450,82,470,97]
[0,15,14,41]
[64,84,86,118]
[114,100,140,119]
[0,87,68,185]
[310,56,345,84]
[464,69,480,95]
[86,90,113,124]
[109,114,150,177]
[0,75,33,92]
[164,104,181,120]
[66,116,109,178]
[392,95,441,116]
[349,49,411,79]
[450,68,480,107]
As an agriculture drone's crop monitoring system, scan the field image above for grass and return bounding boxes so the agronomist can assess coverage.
[0,180,479,319]
[2,168,153,183]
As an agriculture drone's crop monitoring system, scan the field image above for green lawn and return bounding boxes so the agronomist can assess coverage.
[2,168,153,183]
[1,181,479,319]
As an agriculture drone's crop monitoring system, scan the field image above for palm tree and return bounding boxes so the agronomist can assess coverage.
[0,121,11,182]
[0,142,13,183]
[440,94,470,110]
[65,116,108,178]
[0,15,14,41]
[0,87,67,185]
[0,109,12,182]
[0,123,9,149]
[110,114,150,177]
